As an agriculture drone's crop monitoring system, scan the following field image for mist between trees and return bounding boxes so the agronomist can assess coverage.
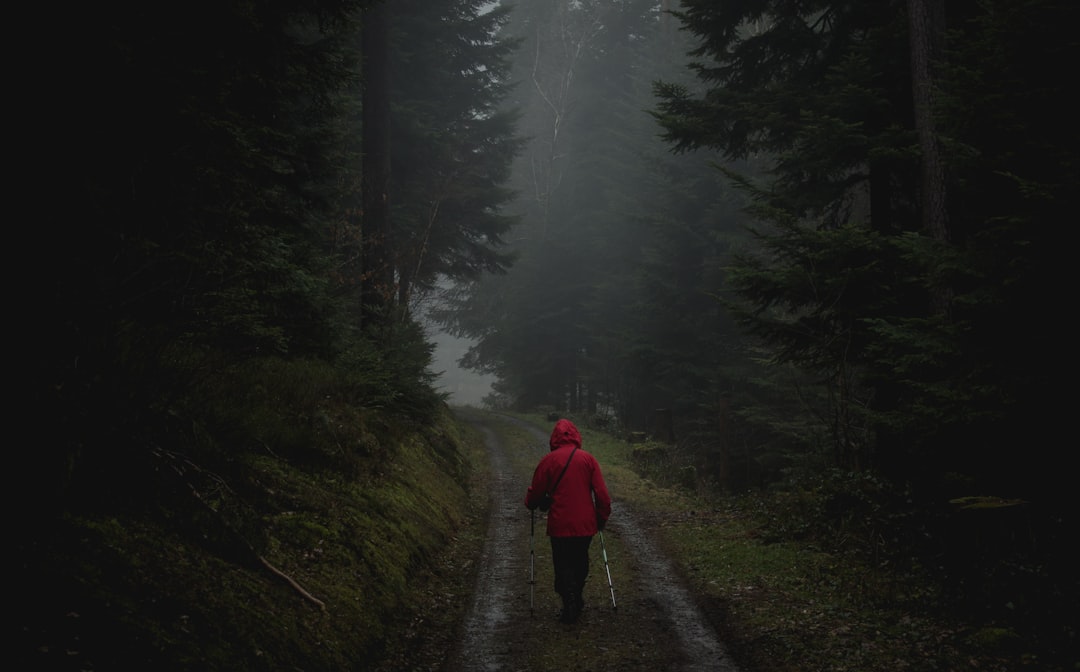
[23,0,1075,666]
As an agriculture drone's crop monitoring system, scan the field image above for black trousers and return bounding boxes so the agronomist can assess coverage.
[550,536,593,598]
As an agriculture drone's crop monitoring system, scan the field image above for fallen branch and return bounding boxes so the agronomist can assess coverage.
[152,446,328,613]
[258,555,327,611]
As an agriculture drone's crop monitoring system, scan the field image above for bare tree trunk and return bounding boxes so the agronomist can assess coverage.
[654,408,675,444]
[361,3,393,328]
[527,1,604,240]
[907,0,952,315]
[908,0,948,244]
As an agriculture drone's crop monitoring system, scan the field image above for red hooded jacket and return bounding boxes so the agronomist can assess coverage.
[524,419,612,537]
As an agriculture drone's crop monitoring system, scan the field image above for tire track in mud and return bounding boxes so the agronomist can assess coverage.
[452,417,533,671]
[450,411,739,672]
[615,507,737,672]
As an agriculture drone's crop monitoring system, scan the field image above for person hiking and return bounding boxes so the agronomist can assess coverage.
[525,418,612,624]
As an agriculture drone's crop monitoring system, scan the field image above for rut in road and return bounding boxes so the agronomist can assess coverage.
[453,417,526,669]
[448,411,739,672]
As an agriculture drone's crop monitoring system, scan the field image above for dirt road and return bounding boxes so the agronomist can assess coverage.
[446,411,740,672]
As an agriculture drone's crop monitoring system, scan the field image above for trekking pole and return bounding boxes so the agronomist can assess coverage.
[529,508,536,614]
[598,530,617,610]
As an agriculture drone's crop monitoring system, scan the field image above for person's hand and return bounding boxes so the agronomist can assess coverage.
[596,515,606,531]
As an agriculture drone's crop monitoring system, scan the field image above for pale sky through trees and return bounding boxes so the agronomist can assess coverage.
[429,331,494,406]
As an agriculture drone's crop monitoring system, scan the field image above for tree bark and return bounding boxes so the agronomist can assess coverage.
[908,0,948,242]
[908,0,951,315]
[361,2,393,328]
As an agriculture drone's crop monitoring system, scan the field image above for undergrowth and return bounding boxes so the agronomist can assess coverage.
[17,355,475,672]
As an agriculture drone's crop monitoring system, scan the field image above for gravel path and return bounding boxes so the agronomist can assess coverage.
[448,411,739,672]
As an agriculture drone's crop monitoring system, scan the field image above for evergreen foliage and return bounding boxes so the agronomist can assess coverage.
[647,0,1076,651]
[388,0,524,310]
[22,0,524,551]
[653,0,1074,500]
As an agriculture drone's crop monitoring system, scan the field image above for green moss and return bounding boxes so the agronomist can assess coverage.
[18,392,477,672]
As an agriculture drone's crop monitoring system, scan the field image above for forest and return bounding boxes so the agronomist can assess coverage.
[19,0,1076,670]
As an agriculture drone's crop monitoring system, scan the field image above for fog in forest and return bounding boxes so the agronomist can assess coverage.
[429,332,493,406]
[17,1,1076,670]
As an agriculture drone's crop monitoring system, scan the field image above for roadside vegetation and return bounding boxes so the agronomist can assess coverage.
[18,353,479,672]
[524,412,1075,672]
[18,395,1074,672]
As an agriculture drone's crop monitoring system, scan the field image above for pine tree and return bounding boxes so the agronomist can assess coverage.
[653,0,1078,497]
[653,1,928,474]
[388,0,523,314]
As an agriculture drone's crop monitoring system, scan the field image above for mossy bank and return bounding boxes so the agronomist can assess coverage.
[16,393,485,672]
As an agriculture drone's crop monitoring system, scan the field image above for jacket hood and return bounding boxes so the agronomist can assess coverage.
[549,419,582,452]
